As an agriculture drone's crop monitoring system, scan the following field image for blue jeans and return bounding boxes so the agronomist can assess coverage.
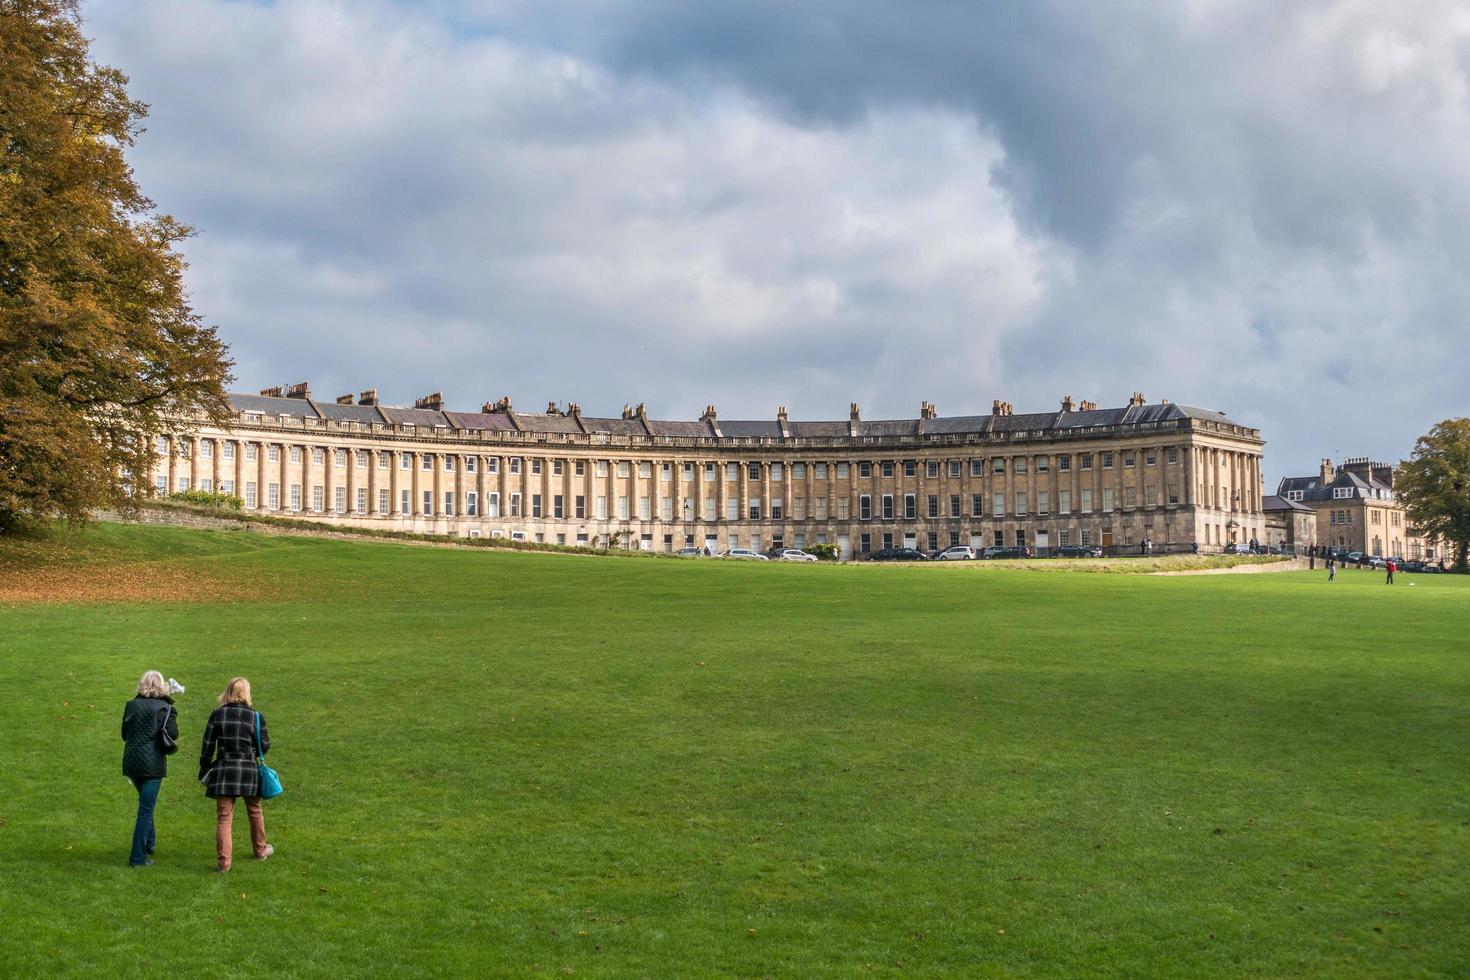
[129,777,161,865]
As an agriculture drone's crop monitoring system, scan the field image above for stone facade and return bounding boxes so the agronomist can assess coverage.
[1276,457,1443,559]
[1262,494,1317,552]
[146,386,1267,557]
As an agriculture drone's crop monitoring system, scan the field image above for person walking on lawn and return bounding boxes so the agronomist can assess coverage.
[199,677,275,872]
[121,670,179,867]
[1328,557,1336,582]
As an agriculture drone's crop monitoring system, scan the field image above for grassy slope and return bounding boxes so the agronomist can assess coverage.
[0,524,1465,978]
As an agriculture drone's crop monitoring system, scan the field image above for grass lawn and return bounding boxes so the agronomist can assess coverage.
[1,522,1466,977]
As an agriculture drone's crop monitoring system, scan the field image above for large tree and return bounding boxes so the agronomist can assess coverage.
[0,0,231,532]
[1396,418,1470,572]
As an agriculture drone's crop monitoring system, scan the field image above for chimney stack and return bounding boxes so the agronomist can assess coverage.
[1079,400,1097,411]
[1320,458,1334,483]
[414,392,444,411]
[545,401,563,416]
[1129,391,1146,407]
[700,404,721,437]
[335,394,355,405]
[285,382,310,399]
[1061,395,1074,412]
[259,385,284,398]
[358,388,378,406]
[919,400,938,420]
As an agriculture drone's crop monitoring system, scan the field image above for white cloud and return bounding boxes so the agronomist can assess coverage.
[87,0,1044,424]
[83,0,1470,485]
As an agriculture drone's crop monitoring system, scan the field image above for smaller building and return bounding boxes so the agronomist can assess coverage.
[1276,457,1441,559]
[1262,494,1317,553]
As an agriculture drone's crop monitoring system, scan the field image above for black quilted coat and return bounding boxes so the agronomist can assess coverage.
[199,702,271,799]
[121,695,178,779]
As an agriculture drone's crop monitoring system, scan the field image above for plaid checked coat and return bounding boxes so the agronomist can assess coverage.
[198,702,271,799]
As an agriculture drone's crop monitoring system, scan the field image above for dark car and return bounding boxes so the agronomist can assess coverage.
[865,547,928,562]
[1400,560,1426,573]
[1054,544,1103,558]
[981,546,1032,560]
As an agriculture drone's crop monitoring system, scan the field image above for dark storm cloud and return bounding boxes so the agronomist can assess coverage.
[86,0,1470,483]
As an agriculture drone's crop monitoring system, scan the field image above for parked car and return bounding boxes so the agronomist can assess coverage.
[675,546,704,557]
[720,548,768,561]
[934,546,976,561]
[772,548,818,562]
[1345,552,1366,565]
[981,546,1032,560]
[1223,543,1252,554]
[865,548,928,561]
[1400,560,1426,573]
[1363,555,1388,569]
[1054,544,1104,558]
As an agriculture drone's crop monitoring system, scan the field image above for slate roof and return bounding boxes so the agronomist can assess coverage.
[223,392,1252,442]
[787,420,850,438]
[443,411,518,431]
[377,406,451,427]
[857,419,919,437]
[1277,471,1393,502]
[582,417,647,437]
[313,401,385,425]
[649,419,713,438]
[229,393,320,418]
[1262,494,1313,513]
[720,420,784,438]
[513,414,583,434]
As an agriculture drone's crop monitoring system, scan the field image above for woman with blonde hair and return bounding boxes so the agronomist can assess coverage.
[120,670,179,866]
[198,677,275,871]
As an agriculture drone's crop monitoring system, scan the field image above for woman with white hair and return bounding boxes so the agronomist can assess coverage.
[120,670,179,867]
[198,676,274,872]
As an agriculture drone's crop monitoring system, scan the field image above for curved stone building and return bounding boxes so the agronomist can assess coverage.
[147,385,1266,556]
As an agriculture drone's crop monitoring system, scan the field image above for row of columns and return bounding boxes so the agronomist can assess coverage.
[158,434,1259,527]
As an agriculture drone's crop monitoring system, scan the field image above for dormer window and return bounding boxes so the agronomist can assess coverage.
[1333,487,1352,499]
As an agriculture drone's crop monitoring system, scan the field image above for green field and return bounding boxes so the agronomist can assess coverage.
[1,523,1466,977]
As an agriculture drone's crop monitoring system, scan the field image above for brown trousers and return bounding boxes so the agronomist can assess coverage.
[215,796,267,870]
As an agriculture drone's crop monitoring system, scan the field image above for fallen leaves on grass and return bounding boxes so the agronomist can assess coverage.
[0,561,262,605]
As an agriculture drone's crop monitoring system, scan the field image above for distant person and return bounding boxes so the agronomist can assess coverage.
[1386,559,1396,585]
[1191,541,1199,555]
[199,677,274,872]
[1328,557,1336,582]
[121,670,179,867]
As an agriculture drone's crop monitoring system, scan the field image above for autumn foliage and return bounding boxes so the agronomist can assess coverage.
[0,0,232,531]
[1396,418,1470,572]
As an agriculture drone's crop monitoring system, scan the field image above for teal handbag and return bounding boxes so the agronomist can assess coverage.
[254,711,284,800]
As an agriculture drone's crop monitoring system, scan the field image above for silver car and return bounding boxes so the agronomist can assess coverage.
[720,548,769,561]
[774,549,819,562]
[935,546,976,561]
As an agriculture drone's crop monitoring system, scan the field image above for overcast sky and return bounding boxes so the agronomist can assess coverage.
[86,0,1470,484]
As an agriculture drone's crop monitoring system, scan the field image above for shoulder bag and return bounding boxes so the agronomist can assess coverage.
[158,705,178,755]
[255,711,284,800]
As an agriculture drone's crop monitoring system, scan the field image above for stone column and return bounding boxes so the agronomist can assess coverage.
[432,450,443,521]
[454,450,464,523]
[278,443,288,510]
